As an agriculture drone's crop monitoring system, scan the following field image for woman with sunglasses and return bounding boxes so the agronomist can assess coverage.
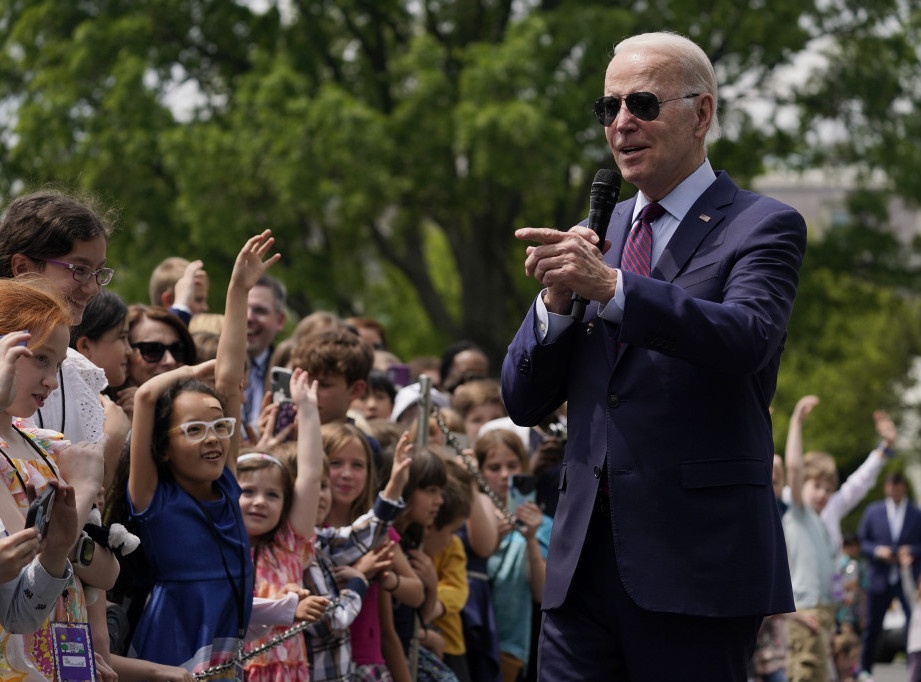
[111,304,197,418]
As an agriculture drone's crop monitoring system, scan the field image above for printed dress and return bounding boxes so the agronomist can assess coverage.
[128,467,253,680]
[244,521,315,682]
[0,424,88,681]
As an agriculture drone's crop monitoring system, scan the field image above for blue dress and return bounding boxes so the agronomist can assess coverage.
[128,467,254,678]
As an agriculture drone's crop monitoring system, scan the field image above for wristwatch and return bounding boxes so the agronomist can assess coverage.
[74,531,95,567]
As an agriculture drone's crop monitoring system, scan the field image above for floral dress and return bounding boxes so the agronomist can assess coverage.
[0,423,88,681]
[244,521,315,682]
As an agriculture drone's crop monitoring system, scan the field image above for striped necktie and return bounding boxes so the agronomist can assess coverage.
[621,202,665,276]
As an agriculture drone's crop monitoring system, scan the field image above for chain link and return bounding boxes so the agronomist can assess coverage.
[192,598,342,680]
[429,405,523,530]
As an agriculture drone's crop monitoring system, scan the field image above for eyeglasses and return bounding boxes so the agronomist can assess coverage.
[131,341,187,364]
[36,258,115,286]
[167,417,237,443]
[593,92,700,126]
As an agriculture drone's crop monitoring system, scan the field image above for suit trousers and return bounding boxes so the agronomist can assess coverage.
[861,579,911,673]
[537,492,762,681]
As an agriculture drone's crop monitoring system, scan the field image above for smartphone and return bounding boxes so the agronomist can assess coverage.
[386,363,411,389]
[273,400,297,436]
[400,522,424,552]
[270,366,293,403]
[25,485,55,537]
[508,474,537,516]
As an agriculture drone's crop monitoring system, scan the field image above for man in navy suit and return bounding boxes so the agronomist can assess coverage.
[501,31,804,680]
[858,471,921,674]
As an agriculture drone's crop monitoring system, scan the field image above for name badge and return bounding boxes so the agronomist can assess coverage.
[50,622,97,681]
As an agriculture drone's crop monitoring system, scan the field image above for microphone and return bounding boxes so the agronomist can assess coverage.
[569,168,622,320]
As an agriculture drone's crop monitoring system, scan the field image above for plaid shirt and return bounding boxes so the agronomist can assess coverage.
[303,548,367,682]
[305,494,403,681]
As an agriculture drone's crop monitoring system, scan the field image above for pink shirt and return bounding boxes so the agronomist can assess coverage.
[348,527,400,665]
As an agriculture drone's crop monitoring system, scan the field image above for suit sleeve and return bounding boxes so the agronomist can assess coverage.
[859,505,886,560]
[619,206,806,375]
[501,300,575,427]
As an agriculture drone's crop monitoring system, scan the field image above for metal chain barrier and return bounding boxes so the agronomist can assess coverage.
[192,597,342,680]
[429,405,523,531]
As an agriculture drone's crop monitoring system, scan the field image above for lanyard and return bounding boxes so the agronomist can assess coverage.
[0,426,61,494]
[36,367,65,433]
[186,488,249,641]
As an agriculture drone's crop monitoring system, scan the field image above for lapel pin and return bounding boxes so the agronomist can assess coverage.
[699,214,711,222]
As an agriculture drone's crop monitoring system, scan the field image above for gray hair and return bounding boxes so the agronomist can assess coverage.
[256,273,287,312]
[614,32,720,141]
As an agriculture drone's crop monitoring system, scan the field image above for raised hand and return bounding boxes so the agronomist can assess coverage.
[290,368,319,420]
[0,330,32,413]
[792,395,819,424]
[173,259,207,310]
[382,432,413,501]
[874,410,897,449]
[230,230,281,292]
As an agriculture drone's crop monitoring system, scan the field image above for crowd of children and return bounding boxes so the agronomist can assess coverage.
[0,190,565,682]
[3,188,921,682]
[756,395,919,682]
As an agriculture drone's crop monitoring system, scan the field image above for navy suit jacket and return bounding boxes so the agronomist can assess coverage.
[502,171,803,618]
[859,499,921,594]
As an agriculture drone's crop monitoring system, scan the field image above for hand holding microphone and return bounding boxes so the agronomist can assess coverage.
[568,169,622,320]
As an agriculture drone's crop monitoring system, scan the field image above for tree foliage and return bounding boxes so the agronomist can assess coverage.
[2,0,921,460]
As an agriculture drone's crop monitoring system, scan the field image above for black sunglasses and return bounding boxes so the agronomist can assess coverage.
[132,341,187,364]
[593,92,700,126]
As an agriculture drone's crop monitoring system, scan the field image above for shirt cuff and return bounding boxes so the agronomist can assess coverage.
[598,268,624,324]
[28,556,73,589]
[535,291,574,343]
[168,305,192,326]
[597,269,625,323]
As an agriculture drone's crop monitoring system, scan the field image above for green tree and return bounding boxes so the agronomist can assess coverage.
[0,0,838,359]
[1,0,920,420]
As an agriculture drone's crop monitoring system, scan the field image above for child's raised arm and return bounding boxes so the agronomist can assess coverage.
[129,360,216,513]
[215,230,281,473]
[785,395,819,510]
[288,368,322,538]
[382,433,413,502]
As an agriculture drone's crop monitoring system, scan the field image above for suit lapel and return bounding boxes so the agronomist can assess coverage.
[593,172,741,369]
[652,172,737,283]
[897,504,920,544]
